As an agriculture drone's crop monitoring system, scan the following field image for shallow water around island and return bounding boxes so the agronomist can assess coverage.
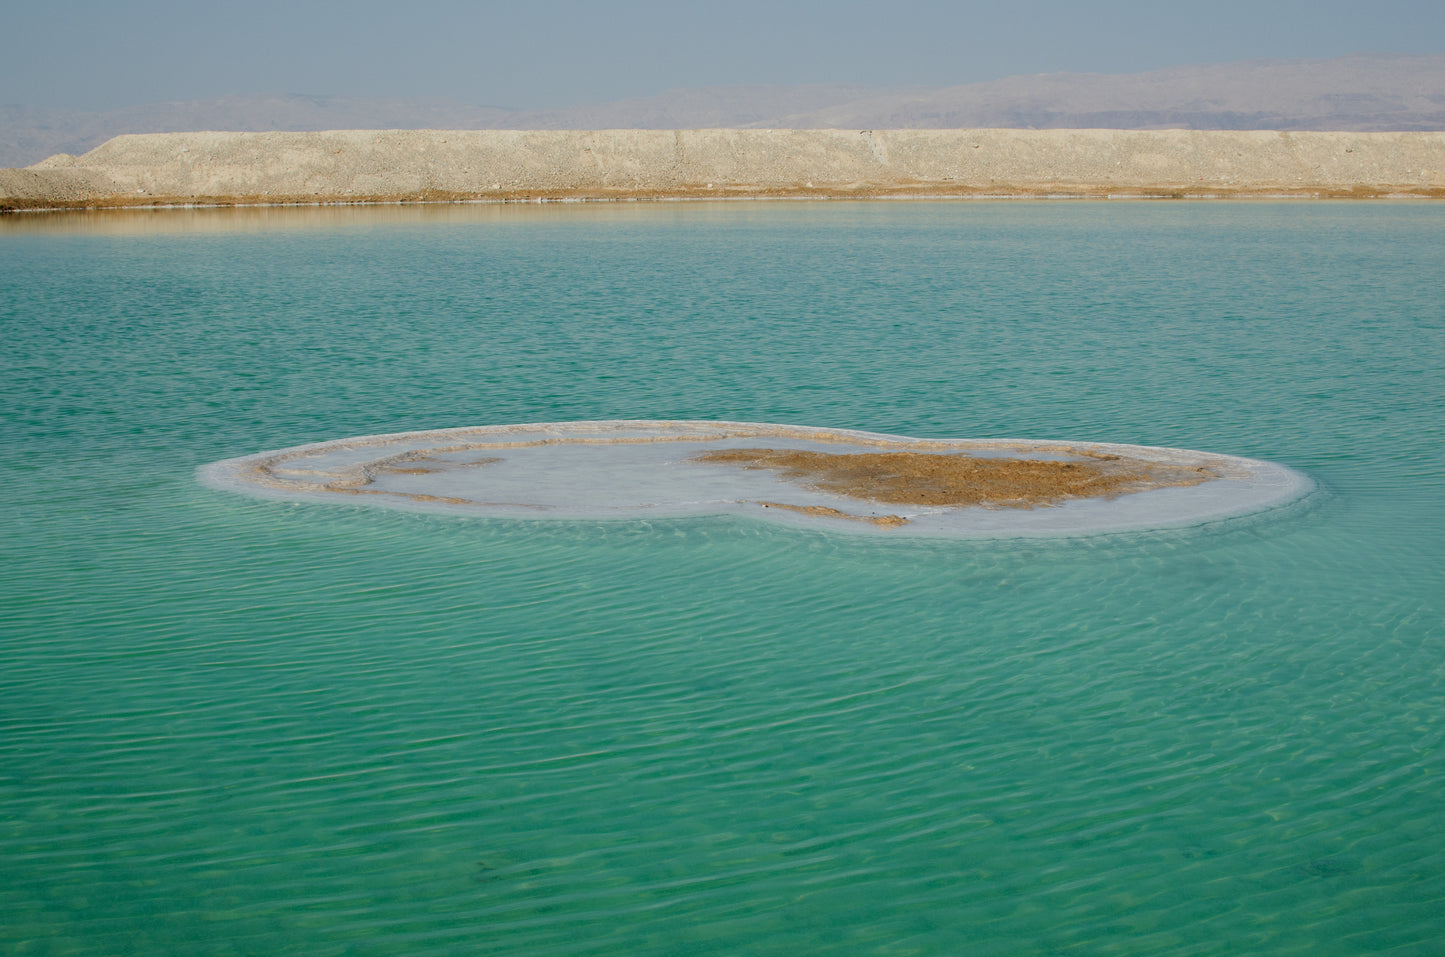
[2,201,1443,955]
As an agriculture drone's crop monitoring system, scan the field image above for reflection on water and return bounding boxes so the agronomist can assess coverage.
[0,197,837,236]
[0,200,570,235]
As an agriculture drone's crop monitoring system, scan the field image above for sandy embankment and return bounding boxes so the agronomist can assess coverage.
[3,128,1443,210]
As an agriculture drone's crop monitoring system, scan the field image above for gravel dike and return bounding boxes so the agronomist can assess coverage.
[4,129,1444,210]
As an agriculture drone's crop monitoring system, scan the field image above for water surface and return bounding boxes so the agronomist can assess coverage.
[2,201,1442,955]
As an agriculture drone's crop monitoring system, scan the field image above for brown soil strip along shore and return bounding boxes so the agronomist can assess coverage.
[694,448,1216,509]
[8,184,1443,213]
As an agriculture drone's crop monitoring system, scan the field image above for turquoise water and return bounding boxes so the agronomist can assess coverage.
[2,201,1442,955]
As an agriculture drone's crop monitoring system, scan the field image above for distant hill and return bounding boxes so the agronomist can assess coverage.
[3,54,1442,169]
[769,54,1445,131]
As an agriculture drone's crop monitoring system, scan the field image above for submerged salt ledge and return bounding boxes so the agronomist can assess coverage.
[199,420,1312,537]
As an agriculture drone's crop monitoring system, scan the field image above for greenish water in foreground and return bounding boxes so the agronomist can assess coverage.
[2,201,1442,955]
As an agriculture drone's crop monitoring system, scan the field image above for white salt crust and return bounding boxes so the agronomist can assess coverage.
[199,420,1313,538]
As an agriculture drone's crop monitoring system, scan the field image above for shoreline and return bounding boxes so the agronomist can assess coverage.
[7,188,1443,215]
[5,128,1443,212]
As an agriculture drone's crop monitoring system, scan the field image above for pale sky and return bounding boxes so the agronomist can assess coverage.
[6,0,1444,111]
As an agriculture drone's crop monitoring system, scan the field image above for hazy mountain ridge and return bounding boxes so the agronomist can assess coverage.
[3,54,1441,169]
[775,55,1445,130]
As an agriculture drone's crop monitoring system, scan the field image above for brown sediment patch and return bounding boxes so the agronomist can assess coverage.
[756,501,912,528]
[321,452,504,493]
[695,448,1216,509]
[248,446,503,493]
[330,488,476,505]
[326,486,548,509]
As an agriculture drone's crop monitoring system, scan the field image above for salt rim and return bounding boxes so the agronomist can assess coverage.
[197,419,1313,538]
